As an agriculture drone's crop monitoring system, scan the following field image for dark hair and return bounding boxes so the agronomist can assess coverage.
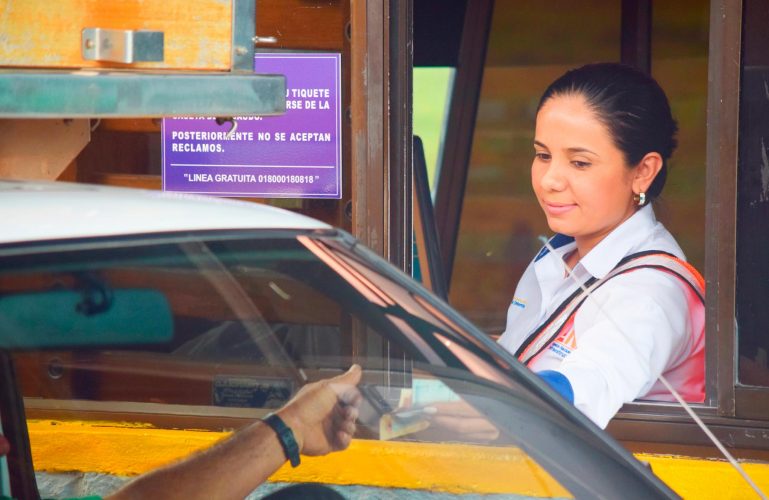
[537,63,677,203]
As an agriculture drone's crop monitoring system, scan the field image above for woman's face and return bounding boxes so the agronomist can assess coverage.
[531,93,638,256]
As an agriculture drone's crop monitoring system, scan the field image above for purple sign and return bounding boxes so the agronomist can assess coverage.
[162,53,342,198]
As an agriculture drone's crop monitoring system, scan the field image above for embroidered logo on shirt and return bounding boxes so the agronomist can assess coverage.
[548,323,577,358]
[512,297,527,309]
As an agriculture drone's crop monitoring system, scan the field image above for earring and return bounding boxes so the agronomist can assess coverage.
[633,192,646,206]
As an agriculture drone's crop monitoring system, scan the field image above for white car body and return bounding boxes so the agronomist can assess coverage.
[0,180,329,245]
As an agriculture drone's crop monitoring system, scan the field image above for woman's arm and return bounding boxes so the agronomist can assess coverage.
[556,271,690,427]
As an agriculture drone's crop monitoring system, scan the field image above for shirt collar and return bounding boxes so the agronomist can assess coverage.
[533,234,577,298]
[579,204,657,278]
[534,233,575,262]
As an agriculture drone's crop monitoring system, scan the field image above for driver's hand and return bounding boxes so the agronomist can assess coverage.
[277,364,362,456]
[425,400,500,442]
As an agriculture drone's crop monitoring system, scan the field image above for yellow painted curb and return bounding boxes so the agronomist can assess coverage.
[637,453,769,500]
[28,420,568,497]
[27,420,769,498]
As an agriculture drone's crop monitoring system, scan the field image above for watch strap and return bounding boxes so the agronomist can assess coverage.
[263,413,300,467]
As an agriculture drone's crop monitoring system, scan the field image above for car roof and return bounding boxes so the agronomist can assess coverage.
[0,180,330,244]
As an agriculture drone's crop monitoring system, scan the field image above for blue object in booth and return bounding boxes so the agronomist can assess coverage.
[537,370,574,403]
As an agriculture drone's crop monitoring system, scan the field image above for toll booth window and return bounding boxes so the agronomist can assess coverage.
[448,0,709,337]
[736,0,769,387]
[449,0,622,334]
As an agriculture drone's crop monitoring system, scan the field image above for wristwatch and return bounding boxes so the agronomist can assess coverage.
[263,413,301,467]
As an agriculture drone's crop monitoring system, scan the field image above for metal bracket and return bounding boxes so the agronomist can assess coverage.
[232,0,256,71]
[82,28,164,64]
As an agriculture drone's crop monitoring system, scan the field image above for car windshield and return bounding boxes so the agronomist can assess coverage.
[0,229,673,499]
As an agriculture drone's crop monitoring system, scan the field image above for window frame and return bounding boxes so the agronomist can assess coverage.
[581,0,758,447]
[704,0,742,417]
[427,0,769,453]
[593,0,769,450]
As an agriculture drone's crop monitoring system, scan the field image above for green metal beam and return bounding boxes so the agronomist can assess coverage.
[0,70,286,118]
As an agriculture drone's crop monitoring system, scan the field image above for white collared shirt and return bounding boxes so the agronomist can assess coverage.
[498,205,705,428]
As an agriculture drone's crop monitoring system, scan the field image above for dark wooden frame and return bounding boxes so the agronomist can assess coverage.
[388,0,414,273]
[432,0,495,288]
[350,0,413,369]
[730,0,769,421]
[704,0,742,416]
[620,0,652,73]
[351,0,412,270]
[351,0,387,259]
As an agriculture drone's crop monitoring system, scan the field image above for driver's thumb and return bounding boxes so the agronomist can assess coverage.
[335,364,362,386]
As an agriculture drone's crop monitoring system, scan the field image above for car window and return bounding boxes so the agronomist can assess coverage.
[0,231,669,498]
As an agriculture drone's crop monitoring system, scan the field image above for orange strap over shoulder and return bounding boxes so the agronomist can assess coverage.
[514,251,705,366]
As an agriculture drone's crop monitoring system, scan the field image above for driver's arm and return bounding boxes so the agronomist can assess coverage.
[105,365,362,500]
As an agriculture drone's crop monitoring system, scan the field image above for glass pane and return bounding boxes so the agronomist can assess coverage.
[450,1,621,334]
[1,226,682,497]
[650,0,709,273]
[1,232,580,498]
[737,0,769,386]
[413,67,455,193]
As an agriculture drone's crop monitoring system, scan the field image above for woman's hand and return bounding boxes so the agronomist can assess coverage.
[424,400,500,442]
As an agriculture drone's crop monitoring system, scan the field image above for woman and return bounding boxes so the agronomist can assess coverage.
[497,63,705,429]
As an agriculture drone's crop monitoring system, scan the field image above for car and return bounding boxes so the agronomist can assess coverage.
[0,180,678,499]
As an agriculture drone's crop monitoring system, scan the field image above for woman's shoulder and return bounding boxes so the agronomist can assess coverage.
[578,268,691,329]
[602,220,694,303]
[588,213,694,308]
[631,219,686,260]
